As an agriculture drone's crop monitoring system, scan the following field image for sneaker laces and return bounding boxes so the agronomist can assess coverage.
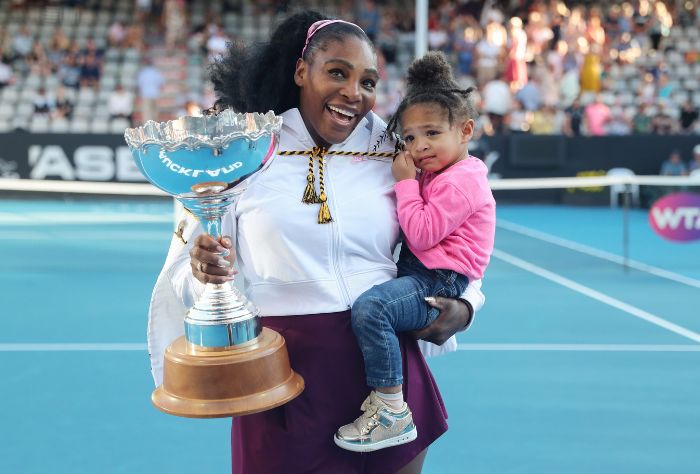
[357,395,383,435]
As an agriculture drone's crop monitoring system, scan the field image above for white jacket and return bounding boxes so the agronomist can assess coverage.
[147,109,485,385]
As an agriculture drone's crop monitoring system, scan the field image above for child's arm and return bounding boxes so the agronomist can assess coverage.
[395,178,473,251]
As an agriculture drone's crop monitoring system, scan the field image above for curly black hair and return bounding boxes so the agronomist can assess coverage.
[387,51,478,136]
[209,11,374,115]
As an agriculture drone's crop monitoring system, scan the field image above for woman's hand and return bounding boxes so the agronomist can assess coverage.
[189,234,236,284]
[409,296,473,345]
[392,150,417,181]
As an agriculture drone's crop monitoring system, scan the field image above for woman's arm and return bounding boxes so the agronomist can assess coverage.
[410,279,484,345]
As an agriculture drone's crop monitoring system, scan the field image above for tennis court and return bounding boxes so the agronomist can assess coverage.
[2,195,699,473]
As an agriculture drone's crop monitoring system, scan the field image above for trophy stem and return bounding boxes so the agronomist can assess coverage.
[206,218,224,246]
[179,187,262,349]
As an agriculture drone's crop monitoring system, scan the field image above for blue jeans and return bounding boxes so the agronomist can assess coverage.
[351,246,469,387]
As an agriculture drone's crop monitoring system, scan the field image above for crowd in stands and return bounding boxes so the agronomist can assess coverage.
[362,0,700,137]
[0,0,699,138]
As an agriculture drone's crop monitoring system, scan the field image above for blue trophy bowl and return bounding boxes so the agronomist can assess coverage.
[124,109,283,348]
[124,110,282,197]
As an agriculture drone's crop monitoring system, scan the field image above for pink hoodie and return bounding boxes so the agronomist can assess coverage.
[394,156,495,280]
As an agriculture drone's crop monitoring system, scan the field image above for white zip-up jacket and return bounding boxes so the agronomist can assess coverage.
[148,109,485,385]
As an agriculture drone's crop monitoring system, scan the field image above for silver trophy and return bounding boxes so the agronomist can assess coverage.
[125,110,304,418]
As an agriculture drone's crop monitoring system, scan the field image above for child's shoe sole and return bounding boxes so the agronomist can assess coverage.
[333,425,418,452]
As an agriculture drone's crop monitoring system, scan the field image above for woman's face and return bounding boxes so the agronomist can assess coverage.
[295,36,378,148]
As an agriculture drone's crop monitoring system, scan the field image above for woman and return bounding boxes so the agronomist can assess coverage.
[149,11,485,474]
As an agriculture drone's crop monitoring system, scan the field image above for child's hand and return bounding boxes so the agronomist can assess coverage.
[392,150,417,181]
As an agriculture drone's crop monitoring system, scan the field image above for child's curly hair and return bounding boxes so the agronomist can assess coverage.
[387,51,478,137]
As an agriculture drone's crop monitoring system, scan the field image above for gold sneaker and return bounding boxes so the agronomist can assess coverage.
[334,391,418,452]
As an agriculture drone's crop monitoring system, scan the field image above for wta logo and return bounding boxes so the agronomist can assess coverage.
[648,192,700,242]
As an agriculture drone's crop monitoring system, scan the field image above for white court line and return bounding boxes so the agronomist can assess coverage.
[497,219,700,290]
[0,343,698,352]
[0,343,146,351]
[493,249,700,344]
[458,343,700,352]
[0,212,172,225]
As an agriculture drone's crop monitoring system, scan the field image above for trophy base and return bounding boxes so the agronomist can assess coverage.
[153,328,304,418]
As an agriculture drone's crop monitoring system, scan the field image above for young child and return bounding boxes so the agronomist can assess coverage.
[334,51,496,452]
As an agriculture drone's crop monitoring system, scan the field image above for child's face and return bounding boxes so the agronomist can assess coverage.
[400,103,473,173]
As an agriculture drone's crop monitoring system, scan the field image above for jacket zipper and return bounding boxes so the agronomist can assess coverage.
[324,155,352,308]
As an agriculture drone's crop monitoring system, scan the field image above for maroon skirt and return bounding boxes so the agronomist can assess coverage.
[231,311,448,474]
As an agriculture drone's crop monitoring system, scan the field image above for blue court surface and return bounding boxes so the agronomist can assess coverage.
[2,198,699,474]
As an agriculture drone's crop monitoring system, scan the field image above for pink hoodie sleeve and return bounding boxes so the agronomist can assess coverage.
[394,178,473,251]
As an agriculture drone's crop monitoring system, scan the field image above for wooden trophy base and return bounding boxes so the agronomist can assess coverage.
[152,327,304,418]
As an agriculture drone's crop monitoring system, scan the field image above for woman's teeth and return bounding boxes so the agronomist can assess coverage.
[327,105,355,121]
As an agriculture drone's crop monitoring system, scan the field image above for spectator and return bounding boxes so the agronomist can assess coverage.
[12,26,33,59]
[632,103,653,134]
[586,10,606,47]
[453,23,477,77]
[580,48,602,93]
[638,72,656,104]
[564,98,585,136]
[515,75,542,112]
[206,27,229,63]
[357,0,381,42]
[79,53,101,89]
[546,40,567,80]
[474,21,505,87]
[0,55,15,88]
[108,21,126,48]
[376,15,399,65]
[538,63,560,107]
[651,102,679,135]
[680,100,699,134]
[164,0,187,50]
[108,84,134,122]
[531,105,565,135]
[124,24,145,50]
[137,59,164,122]
[656,73,673,101]
[54,85,74,119]
[136,0,153,23]
[27,40,51,76]
[58,54,81,89]
[428,14,449,52]
[508,99,532,134]
[689,145,700,173]
[583,94,611,136]
[481,76,511,135]
[82,39,104,64]
[614,32,642,64]
[526,11,553,56]
[659,150,688,176]
[560,67,581,107]
[47,29,70,71]
[33,87,55,116]
[606,102,632,135]
[504,17,527,91]
[648,2,672,51]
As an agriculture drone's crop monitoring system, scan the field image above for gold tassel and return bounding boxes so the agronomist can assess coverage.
[301,151,319,204]
[317,192,333,224]
[316,150,333,223]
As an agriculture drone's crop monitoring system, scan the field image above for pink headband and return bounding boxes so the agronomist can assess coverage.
[301,19,363,58]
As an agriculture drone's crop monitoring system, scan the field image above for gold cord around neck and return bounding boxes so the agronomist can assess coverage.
[279,149,397,224]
